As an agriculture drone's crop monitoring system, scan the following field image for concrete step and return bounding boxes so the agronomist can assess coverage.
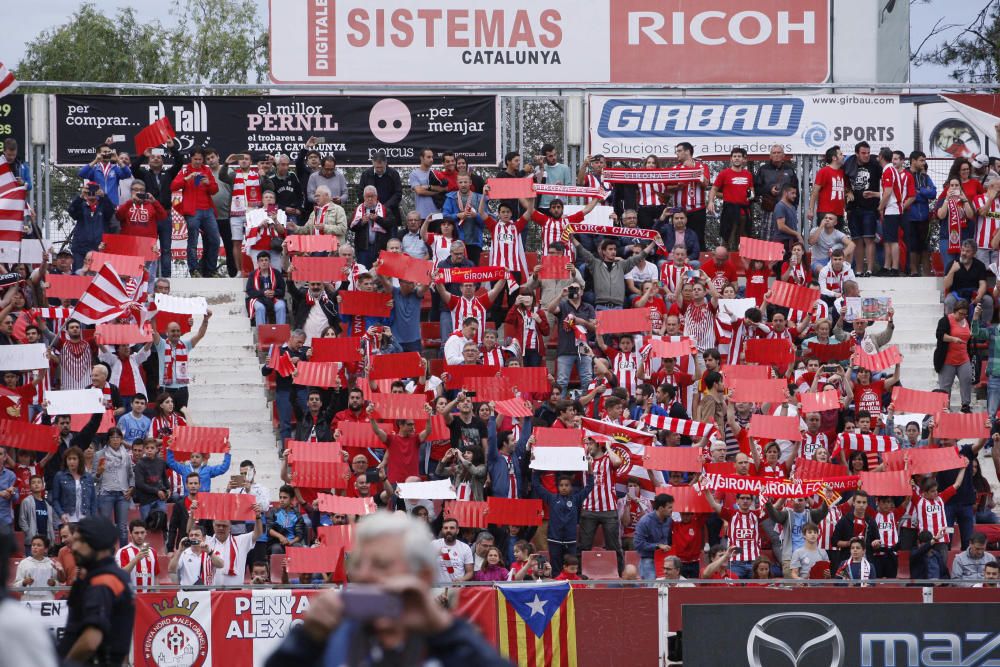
[855,277,941,292]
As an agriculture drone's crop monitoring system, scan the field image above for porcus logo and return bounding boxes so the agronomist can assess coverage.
[369,99,412,144]
[596,98,804,139]
[746,611,844,667]
[142,595,208,667]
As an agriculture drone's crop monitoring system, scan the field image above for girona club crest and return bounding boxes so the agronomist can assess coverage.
[142,596,208,667]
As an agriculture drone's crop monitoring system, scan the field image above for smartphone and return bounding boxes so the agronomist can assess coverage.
[230,474,246,486]
[340,585,402,621]
[429,213,443,221]
[151,148,165,157]
[315,137,327,143]
[111,134,126,143]
[685,270,698,279]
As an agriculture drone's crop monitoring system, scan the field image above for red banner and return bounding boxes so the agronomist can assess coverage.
[338,291,391,317]
[533,427,584,447]
[749,414,802,441]
[286,441,343,463]
[933,412,990,440]
[284,546,342,574]
[532,183,606,199]
[648,338,697,359]
[336,422,382,448]
[596,307,651,334]
[316,524,356,552]
[290,460,349,489]
[568,223,658,240]
[602,167,703,184]
[768,280,820,313]
[377,250,433,284]
[285,235,338,254]
[436,266,506,284]
[793,458,847,481]
[739,237,784,263]
[310,336,363,363]
[369,351,424,380]
[290,256,348,282]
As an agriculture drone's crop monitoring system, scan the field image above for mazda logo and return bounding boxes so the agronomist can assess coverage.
[746,612,844,667]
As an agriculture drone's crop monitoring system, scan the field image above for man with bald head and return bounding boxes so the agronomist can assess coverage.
[699,244,740,293]
[151,310,212,411]
[754,144,798,240]
[88,364,125,417]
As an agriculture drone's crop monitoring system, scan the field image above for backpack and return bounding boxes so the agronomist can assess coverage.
[146,510,167,533]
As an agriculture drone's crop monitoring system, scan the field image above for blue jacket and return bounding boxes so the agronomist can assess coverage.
[659,224,701,260]
[486,416,530,499]
[0,467,17,525]
[5,158,31,191]
[905,170,937,223]
[50,471,97,519]
[443,190,486,247]
[633,510,672,559]
[166,450,232,494]
[67,195,117,252]
[78,162,132,205]
[532,470,594,542]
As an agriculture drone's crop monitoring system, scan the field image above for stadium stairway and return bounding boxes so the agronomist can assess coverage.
[166,278,282,493]
[855,276,943,394]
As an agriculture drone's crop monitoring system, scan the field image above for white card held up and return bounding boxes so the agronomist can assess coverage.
[0,343,49,371]
[154,293,209,316]
[396,479,457,500]
[530,447,588,471]
[718,298,758,324]
[45,389,106,415]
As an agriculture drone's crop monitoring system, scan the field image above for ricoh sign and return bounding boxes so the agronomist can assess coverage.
[269,0,830,84]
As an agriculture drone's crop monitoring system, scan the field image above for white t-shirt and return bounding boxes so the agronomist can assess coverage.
[790,546,829,575]
[626,261,659,285]
[206,531,256,585]
[175,547,214,587]
[0,599,59,667]
[14,558,58,601]
[431,537,473,585]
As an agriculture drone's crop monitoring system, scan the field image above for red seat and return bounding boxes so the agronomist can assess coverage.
[624,550,640,570]
[146,531,165,555]
[157,554,173,583]
[581,549,619,580]
[11,532,24,556]
[422,322,442,350]
[270,553,286,584]
[240,253,254,275]
[896,550,910,578]
[931,251,944,276]
[257,324,291,350]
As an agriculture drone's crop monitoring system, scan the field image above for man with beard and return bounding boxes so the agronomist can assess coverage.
[431,518,474,584]
[50,319,99,390]
[57,516,135,666]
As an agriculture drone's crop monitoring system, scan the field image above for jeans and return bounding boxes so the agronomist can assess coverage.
[157,216,173,277]
[98,491,131,547]
[945,502,976,550]
[439,311,454,342]
[547,540,575,577]
[556,354,593,396]
[937,361,973,407]
[987,376,1000,418]
[185,209,221,275]
[276,384,309,442]
[639,557,657,581]
[399,340,422,353]
[254,299,287,326]
[579,509,623,575]
[140,499,167,521]
[729,560,753,579]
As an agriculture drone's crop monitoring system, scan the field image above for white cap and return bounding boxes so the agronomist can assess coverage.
[972,153,990,169]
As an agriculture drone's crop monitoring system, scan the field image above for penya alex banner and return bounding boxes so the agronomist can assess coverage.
[52,95,499,167]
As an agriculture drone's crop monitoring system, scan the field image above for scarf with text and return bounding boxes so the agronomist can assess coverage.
[602,167,705,184]
[946,197,964,255]
[230,167,261,218]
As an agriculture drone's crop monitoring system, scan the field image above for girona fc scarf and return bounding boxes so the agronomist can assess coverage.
[947,197,964,255]
[567,224,658,241]
[231,167,262,217]
[435,267,506,283]
[602,168,704,184]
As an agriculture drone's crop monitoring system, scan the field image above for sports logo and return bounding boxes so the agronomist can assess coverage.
[746,611,844,667]
[802,122,829,149]
[142,596,209,667]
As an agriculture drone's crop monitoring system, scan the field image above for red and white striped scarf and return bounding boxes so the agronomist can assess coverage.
[839,433,897,453]
[230,167,261,217]
[108,351,145,397]
[311,204,330,234]
[246,267,277,317]
[162,340,189,386]
[642,415,719,439]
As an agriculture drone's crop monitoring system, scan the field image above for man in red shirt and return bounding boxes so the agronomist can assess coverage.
[705,490,764,578]
[707,147,754,250]
[433,151,460,193]
[808,145,851,227]
[670,511,708,578]
[699,245,740,293]
[170,147,221,278]
[116,181,167,240]
[332,387,366,430]
[370,403,434,491]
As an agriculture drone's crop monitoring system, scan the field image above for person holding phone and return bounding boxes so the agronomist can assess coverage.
[67,181,117,271]
[169,525,223,586]
[115,519,160,591]
[79,139,132,206]
[170,147,221,278]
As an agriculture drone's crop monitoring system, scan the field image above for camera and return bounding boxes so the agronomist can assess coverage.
[180,538,191,547]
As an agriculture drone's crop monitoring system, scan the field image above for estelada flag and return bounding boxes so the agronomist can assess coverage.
[497,581,577,667]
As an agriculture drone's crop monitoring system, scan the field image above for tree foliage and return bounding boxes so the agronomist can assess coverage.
[16,0,267,90]
[912,0,1000,84]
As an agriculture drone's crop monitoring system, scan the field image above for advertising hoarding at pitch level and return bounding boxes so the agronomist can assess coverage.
[269,0,830,84]
[52,95,499,167]
[589,95,915,157]
[684,603,1000,667]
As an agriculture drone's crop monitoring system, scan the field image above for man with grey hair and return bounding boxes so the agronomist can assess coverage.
[472,531,496,571]
[271,154,304,223]
[350,185,388,267]
[265,512,509,667]
[396,211,429,259]
[292,185,347,245]
[944,238,993,324]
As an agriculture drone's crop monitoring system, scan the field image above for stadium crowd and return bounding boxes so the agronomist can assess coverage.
[3,132,1000,599]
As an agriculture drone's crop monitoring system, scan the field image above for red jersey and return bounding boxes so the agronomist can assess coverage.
[485,215,529,275]
[115,201,165,238]
[332,408,366,431]
[744,267,769,305]
[385,434,421,484]
[713,168,753,205]
[814,166,847,216]
[881,167,914,217]
[673,162,710,211]
[607,348,644,394]
[974,192,1000,249]
[532,209,586,260]
[853,381,885,418]
[699,259,740,293]
[912,487,956,536]
[116,543,160,589]
[445,293,494,344]
[670,515,707,563]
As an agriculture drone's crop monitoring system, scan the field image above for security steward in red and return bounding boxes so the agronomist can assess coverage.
[58,516,136,666]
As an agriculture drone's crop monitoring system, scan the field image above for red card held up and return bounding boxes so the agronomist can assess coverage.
[194,493,257,521]
[808,340,854,363]
[539,254,571,280]
[317,524,356,553]
[731,378,787,404]
[596,308,651,335]
[858,470,912,496]
[793,458,846,481]
[317,494,377,516]
[799,389,841,413]
[444,500,489,528]
[494,398,534,418]
[655,485,713,513]
[377,250,433,284]
[285,235,339,254]
[891,387,949,414]
[749,414,802,441]
[738,237,785,263]
[486,497,544,526]
[336,422,381,447]
[167,426,230,454]
[853,346,903,372]
[134,116,176,156]
[69,410,116,435]
[703,462,737,475]
[768,280,820,313]
[154,311,192,335]
[290,256,348,282]
[457,376,513,402]
[745,339,795,366]
[290,460,349,489]
[95,324,152,346]
[486,176,535,200]
[370,352,424,380]
[44,274,90,301]
[443,365,496,383]
[286,441,343,464]
[339,291,392,317]
[0,420,59,453]
[648,338,696,359]
[89,252,145,277]
[310,337,363,363]
[883,447,970,475]
[504,367,549,394]
[101,234,158,262]
[533,427,583,447]
[933,412,990,440]
[371,393,428,420]
[643,446,702,472]
[721,364,771,382]
[293,362,342,388]
[285,546,342,574]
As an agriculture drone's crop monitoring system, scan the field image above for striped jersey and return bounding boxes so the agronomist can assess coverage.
[585,173,613,203]
[607,348,645,394]
[911,487,955,536]
[115,543,159,589]
[532,210,586,260]
[583,453,617,512]
[875,509,900,549]
[638,181,667,207]
[817,502,841,550]
[445,293,493,344]
[674,162,710,211]
[974,192,1000,249]
[486,216,529,275]
[720,507,762,561]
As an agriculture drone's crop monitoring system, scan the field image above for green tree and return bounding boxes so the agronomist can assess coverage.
[912,0,1000,84]
[166,0,269,85]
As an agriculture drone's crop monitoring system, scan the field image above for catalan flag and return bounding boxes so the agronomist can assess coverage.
[496,582,577,667]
